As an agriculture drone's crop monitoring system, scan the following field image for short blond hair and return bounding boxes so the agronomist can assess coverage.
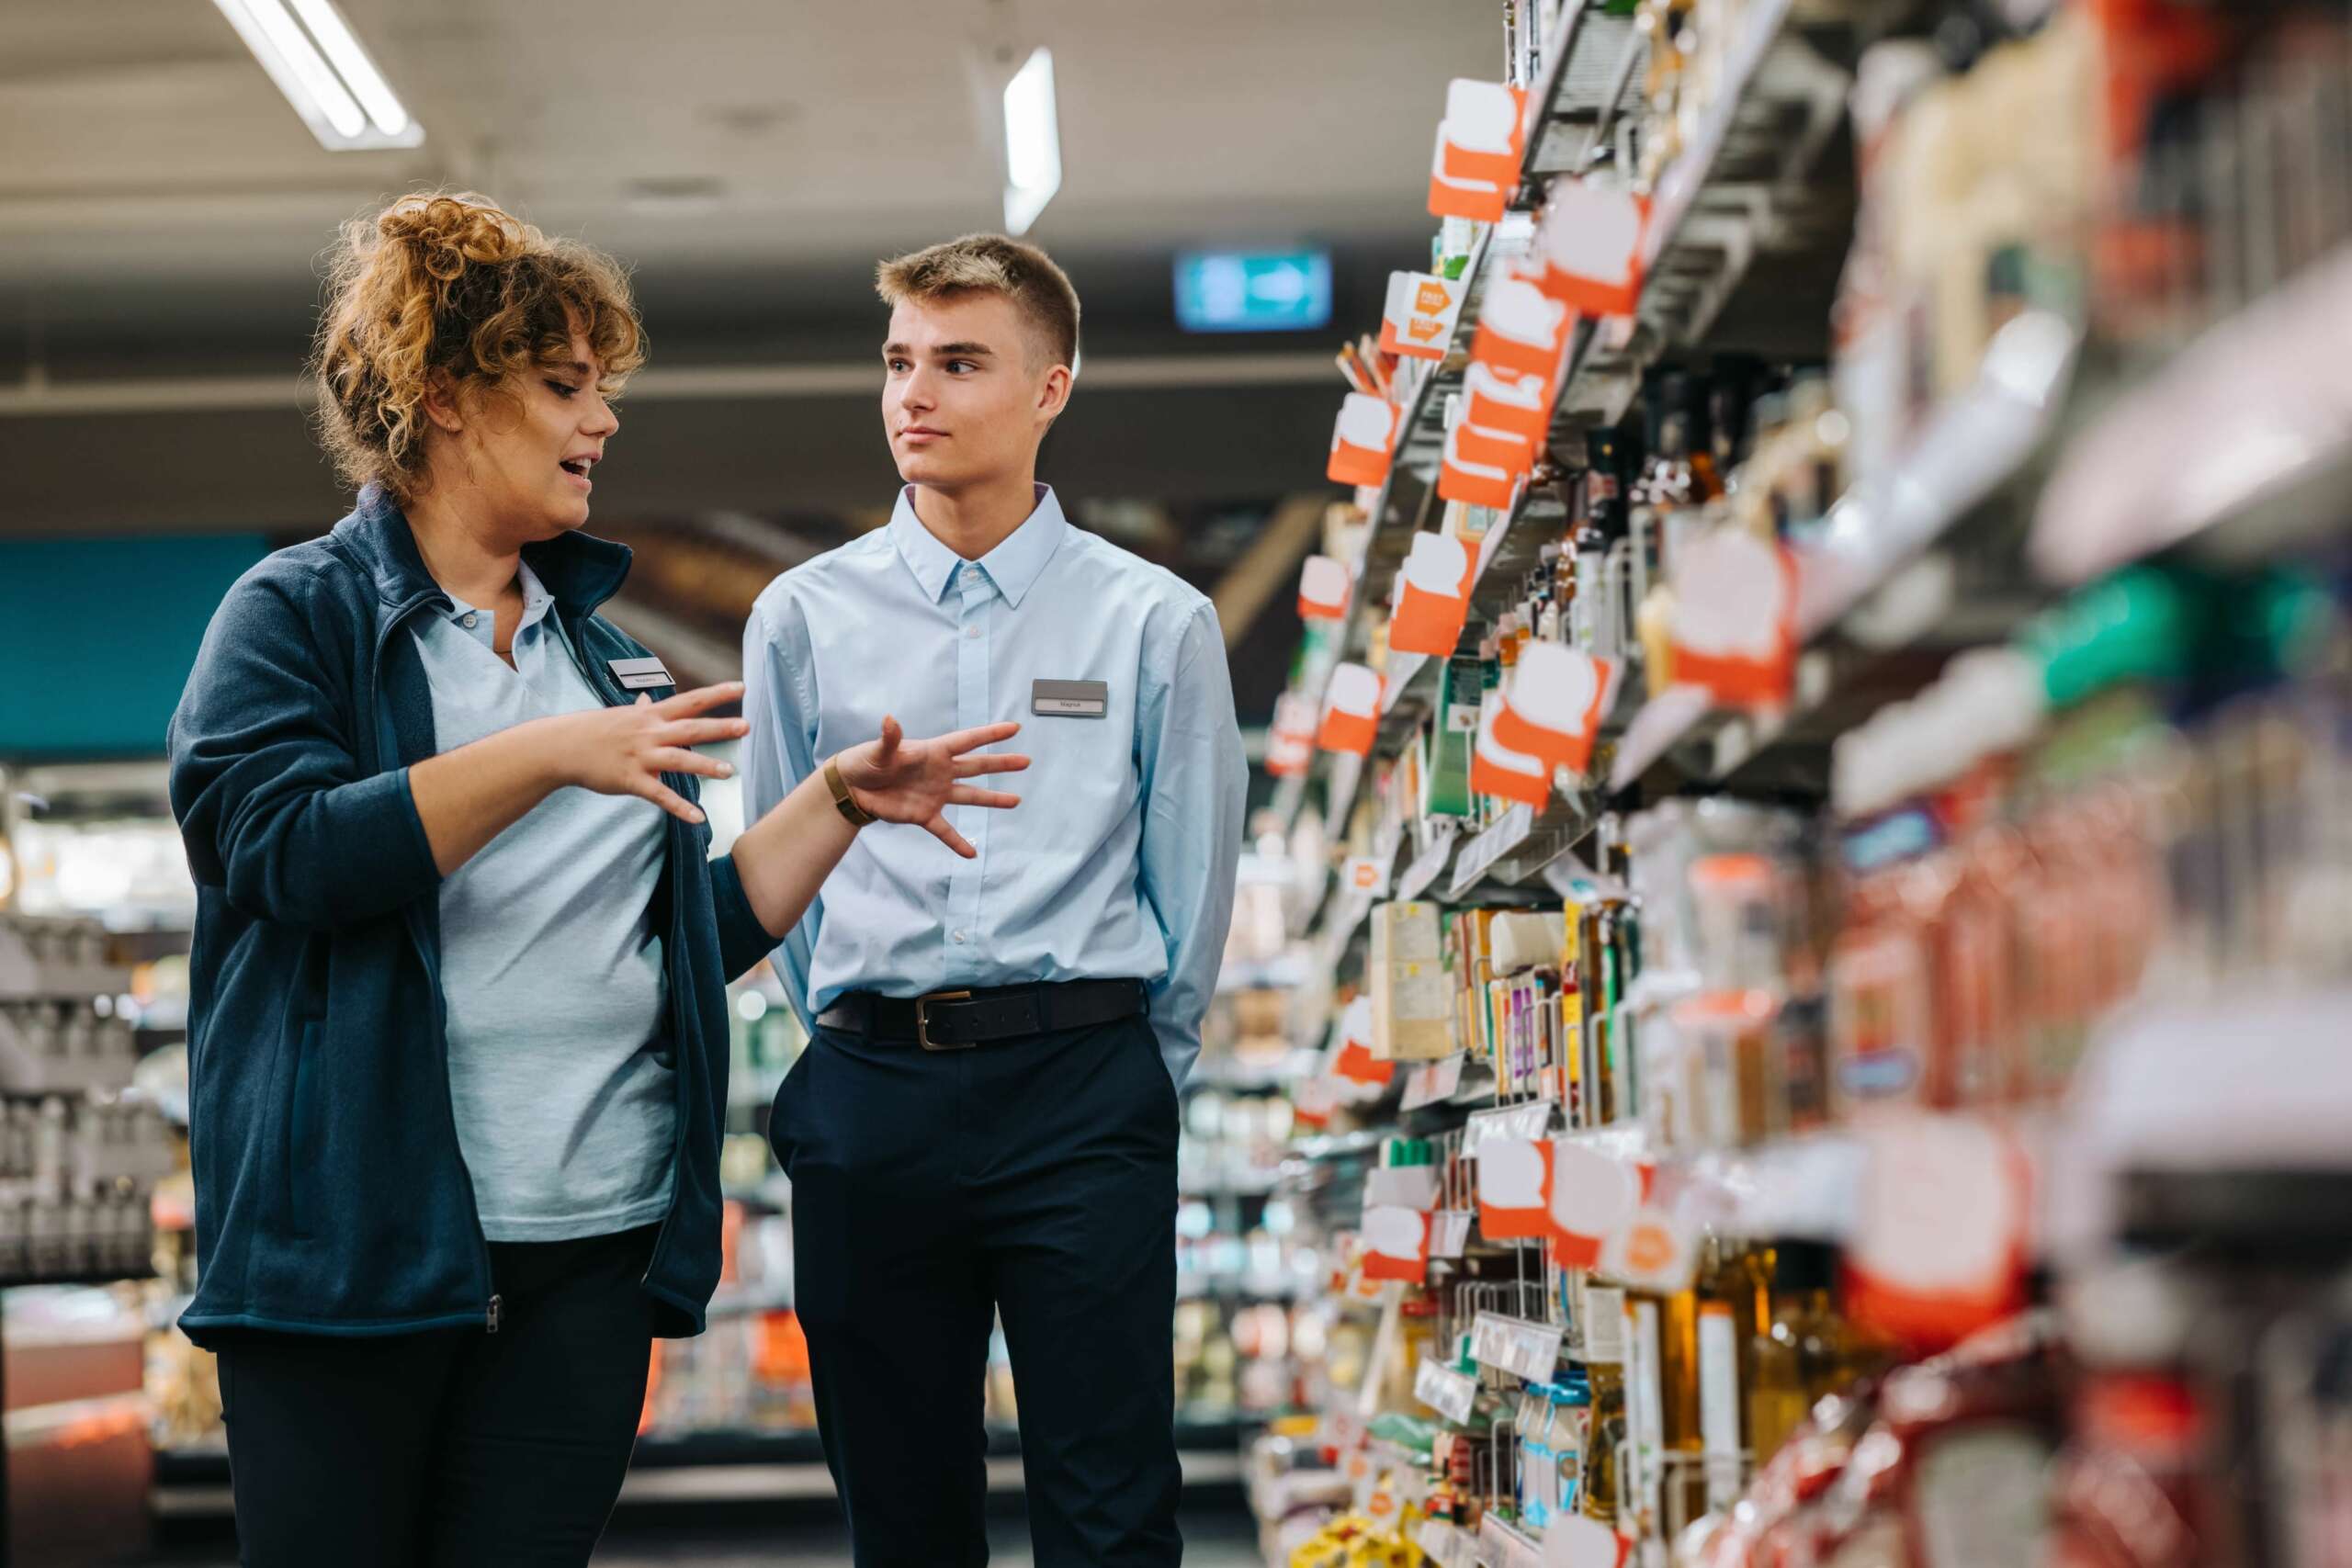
[876,233,1080,371]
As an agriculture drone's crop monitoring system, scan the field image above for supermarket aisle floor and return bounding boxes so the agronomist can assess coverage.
[139,1502,1262,1566]
[587,1506,1261,1564]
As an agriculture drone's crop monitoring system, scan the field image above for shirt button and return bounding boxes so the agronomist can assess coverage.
[966,626,980,639]
[952,930,967,944]
[461,613,479,629]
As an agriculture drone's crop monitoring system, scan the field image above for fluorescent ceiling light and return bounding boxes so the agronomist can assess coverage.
[1001,47,1060,236]
[211,0,423,151]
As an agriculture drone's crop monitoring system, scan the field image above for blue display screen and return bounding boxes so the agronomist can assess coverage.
[1172,250,1333,333]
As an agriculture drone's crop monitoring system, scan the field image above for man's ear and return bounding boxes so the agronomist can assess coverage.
[421,369,467,435]
[1037,363,1073,423]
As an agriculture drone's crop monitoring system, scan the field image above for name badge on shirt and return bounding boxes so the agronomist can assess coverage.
[1032,679,1108,718]
[607,656,676,692]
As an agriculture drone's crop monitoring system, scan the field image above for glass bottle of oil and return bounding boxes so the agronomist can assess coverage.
[1578,1281,1629,1527]
[1696,1237,1771,1510]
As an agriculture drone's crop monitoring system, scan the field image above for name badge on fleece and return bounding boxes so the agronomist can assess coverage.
[607,656,675,692]
[1032,679,1108,718]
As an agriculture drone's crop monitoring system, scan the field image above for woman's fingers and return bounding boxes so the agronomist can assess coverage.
[657,682,746,717]
[657,716,751,748]
[941,721,1023,756]
[951,752,1031,778]
[636,778,706,825]
[650,748,732,780]
[924,817,978,859]
[948,786,1021,809]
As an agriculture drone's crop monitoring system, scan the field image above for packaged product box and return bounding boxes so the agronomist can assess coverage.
[1369,901,1453,1061]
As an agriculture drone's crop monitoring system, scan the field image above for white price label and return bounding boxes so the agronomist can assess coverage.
[1322,1408,1363,1452]
[1448,802,1535,899]
[1418,1518,1480,1568]
[1429,1210,1475,1259]
[1471,1312,1567,1383]
[1364,1165,1442,1213]
[1464,1098,1555,1153]
[1396,822,1460,902]
[1400,1052,1467,1111]
[1480,1512,1549,1568]
[1342,855,1391,897]
[1414,1357,1479,1426]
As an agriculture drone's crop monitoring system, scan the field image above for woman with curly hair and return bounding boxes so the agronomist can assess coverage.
[166,191,1027,1566]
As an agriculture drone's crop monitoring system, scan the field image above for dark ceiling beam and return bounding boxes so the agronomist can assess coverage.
[0,380,1351,538]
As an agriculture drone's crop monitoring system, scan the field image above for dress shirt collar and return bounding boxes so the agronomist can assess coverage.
[887,483,1069,610]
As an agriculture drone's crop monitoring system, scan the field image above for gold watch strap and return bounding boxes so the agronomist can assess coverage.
[823,756,876,828]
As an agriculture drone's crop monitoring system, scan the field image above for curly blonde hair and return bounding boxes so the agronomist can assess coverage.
[311,191,646,498]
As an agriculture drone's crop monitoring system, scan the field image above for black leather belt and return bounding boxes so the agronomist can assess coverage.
[816,978,1148,1051]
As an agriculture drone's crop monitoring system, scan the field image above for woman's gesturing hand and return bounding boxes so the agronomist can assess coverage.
[832,716,1029,858]
[554,682,751,824]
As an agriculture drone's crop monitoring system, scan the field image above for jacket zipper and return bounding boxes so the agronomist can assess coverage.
[371,588,502,1333]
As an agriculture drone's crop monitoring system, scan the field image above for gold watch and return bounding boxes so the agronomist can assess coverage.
[823,756,876,828]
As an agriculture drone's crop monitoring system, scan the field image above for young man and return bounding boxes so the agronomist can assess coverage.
[741,234,1247,1566]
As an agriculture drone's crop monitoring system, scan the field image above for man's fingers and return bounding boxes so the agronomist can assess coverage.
[952,752,1030,778]
[658,682,746,717]
[949,786,1020,809]
[872,715,902,768]
[943,721,1022,755]
[638,779,706,825]
[650,748,732,780]
[924,817,978,859]
[658,717,752,747]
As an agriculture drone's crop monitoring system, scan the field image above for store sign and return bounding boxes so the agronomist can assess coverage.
[1173,248,1332,333]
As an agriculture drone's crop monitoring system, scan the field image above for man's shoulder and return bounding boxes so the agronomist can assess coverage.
[1055,525,1212,618]
[749,530,898,627]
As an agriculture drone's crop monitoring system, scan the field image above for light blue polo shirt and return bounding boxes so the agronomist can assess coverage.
[411,561,675,1242]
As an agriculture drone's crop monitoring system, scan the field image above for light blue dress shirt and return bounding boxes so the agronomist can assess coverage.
[411,561,675,1241]
[741,485,1248,1085]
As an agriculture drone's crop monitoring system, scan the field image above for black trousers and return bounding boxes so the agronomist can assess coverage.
[213,1223,659,1568]
[773,1011,1182,1567]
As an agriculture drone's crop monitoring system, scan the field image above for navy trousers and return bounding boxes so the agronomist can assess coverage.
[213,1224,657,1567]
[772,1010,1182,1567]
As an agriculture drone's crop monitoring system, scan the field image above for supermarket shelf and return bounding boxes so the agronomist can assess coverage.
[1337,223,1501,675]
[1521,3,1646,180]
[1286,1128,1388,1166]
[1216,954,1308,994]
[2032,242,2352,585]
[1553,0,1853,427]
[1606,310,2083,796]
[1313,0,1864,835]
[0,1266,155,1290]
[1178,1174,1283,1199]
[1443,796,1590,902]
[1189,1048,1322,1094]
[1478,1510,1549,1568]
[1177,1275,1302,1304]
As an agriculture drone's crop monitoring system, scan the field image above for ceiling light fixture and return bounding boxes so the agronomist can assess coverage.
[1001,47,1060,237]
[211,0,423,150]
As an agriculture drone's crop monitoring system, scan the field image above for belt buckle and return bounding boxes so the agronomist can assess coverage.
[916,990,976,1052]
